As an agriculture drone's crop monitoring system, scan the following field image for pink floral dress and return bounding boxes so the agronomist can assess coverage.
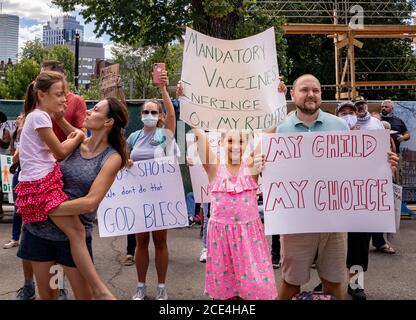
[205,162,277,300]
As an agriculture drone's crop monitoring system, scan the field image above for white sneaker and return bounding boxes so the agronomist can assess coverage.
[3,240,19,249]
[132,285,146,300]
[155,286,168,300]
[199,248,207,263]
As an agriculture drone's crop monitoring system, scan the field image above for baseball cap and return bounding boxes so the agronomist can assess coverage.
[335,101,357,115]
[352,96,367,106]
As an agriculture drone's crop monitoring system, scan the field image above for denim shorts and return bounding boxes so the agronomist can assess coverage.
[17,227,93,268]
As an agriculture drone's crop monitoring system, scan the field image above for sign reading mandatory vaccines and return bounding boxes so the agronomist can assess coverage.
[261,130,395,235]
[97,157,188,237]
[179,27,286,130]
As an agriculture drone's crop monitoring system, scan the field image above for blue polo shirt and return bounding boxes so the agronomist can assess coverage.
[277,109,349,133]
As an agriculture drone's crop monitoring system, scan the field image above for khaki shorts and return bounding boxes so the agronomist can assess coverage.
[280,232,347,286]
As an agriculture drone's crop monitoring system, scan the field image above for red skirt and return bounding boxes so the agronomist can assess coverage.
[15,162,68,223]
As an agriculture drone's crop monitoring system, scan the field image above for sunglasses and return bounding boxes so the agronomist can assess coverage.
[142,110,159,115]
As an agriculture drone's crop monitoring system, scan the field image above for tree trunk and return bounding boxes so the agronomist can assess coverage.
[190,0,243,39]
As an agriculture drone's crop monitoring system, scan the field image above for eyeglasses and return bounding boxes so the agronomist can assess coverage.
[142,110,159,115]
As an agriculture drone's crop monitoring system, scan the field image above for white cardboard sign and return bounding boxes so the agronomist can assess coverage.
[262,130,395,234]
[179,27,286,130]
[97,157,188,237]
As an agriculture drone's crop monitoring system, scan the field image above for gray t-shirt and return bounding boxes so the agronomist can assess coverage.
[127,128,169,161]
[24,145,117,241]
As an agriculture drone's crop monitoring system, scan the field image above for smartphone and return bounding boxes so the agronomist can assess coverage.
[152,63,166,84]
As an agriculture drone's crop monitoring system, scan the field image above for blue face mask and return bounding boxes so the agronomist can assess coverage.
[340,114,358,129]
[141,114,158,128]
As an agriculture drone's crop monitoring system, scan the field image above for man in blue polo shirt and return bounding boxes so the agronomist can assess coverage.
[276,74,349,300]
[273,74,398,301]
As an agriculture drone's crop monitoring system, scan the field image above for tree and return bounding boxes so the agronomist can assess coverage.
[21,39,49,65]
[4,59,40,99]
[53,0,288,76]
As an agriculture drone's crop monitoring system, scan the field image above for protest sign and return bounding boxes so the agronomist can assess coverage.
[97,156,188,237]
[179,27,286,130]
[261,130,395,234]
[99,64,120,99]
[0,120,16,134]
[186,132,222,203]
[0,155,13,203]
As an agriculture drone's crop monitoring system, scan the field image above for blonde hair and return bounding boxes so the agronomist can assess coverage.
[143,99,165,128]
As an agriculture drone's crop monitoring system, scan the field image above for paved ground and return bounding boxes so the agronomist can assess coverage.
[0,208,415,300]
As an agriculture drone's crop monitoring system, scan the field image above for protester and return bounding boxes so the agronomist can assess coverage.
[352,96,397,255]
[41,60,87,142]
[17,95,128,299]
[264,75,398,300]
[380,99,410,154]
[15,71,118,300]
[190,127,276,300]
[0,111,11,219]
[128,69,176,300]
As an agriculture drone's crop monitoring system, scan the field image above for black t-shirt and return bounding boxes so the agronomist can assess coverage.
[381,115,408,153]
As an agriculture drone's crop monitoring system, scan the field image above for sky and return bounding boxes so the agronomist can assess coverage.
[1,0,114,58]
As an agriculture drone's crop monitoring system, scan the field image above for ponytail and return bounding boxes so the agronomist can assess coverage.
[23,82,36,116]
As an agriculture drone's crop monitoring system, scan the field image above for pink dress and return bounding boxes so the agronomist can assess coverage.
[205,163,277,300]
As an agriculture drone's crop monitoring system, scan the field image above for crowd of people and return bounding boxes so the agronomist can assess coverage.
[0,60,407,301]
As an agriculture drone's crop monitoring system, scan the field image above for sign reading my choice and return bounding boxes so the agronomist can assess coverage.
[261,130,396,235]
[97,157,188,237]
[179,27,287,130]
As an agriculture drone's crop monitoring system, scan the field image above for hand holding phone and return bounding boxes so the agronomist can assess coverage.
[152,63,166,85]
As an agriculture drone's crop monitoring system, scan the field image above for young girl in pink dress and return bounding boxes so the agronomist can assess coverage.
[15,71,115,299]
[193,128,277,300]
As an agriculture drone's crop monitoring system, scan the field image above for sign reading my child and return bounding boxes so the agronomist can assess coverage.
[97,156,188,237]
[179,27,286,130]
[261,130,395,235]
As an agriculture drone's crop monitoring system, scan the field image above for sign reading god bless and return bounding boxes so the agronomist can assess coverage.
[97,157,188,237]
[179,27,286,130]
[261,130,395,234]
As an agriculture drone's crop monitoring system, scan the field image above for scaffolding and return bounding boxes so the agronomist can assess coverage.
[254,0,416,99]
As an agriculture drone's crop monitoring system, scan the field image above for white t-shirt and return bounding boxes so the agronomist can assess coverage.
[357,116,384,131]
[19,109,56,181]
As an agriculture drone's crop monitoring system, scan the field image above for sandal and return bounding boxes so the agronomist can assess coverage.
[376,244,396,254]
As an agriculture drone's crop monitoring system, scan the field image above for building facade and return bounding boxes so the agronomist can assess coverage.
[43,15,84,47]
[43,15,104,87]
[0,14,19,63]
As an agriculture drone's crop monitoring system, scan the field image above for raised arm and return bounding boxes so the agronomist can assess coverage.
[49,153,122,217]
[157,71,176,137]
[192,128,218,182]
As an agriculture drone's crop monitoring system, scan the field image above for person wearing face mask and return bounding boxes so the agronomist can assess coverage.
[126,70,177,300]
[335,101,358,130]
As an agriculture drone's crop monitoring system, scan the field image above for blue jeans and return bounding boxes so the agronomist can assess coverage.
[186,192,196,220]
[201,203,210,249]
[11,171,22,241]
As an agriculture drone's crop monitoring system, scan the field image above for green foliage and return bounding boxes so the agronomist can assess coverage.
[78,78,100,100]
[4,59,40,99]
[20,39,75,84]
[0,81,8,99]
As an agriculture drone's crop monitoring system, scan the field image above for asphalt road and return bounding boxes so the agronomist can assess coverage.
[0,211,415,300]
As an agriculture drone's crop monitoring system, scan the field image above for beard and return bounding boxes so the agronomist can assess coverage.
[297,101,320,115]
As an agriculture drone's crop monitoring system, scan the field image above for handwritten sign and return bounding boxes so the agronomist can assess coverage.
[179,27,286,130]
[0,120,16,134]
[261,130,395,234]
[0,155,13,203]
[97,156,188,237]
[186,132,222,203]
[99,64,120,99]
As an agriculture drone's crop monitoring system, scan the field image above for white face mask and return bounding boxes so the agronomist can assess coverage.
[340,114,357,129]
[142,114,158,128]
